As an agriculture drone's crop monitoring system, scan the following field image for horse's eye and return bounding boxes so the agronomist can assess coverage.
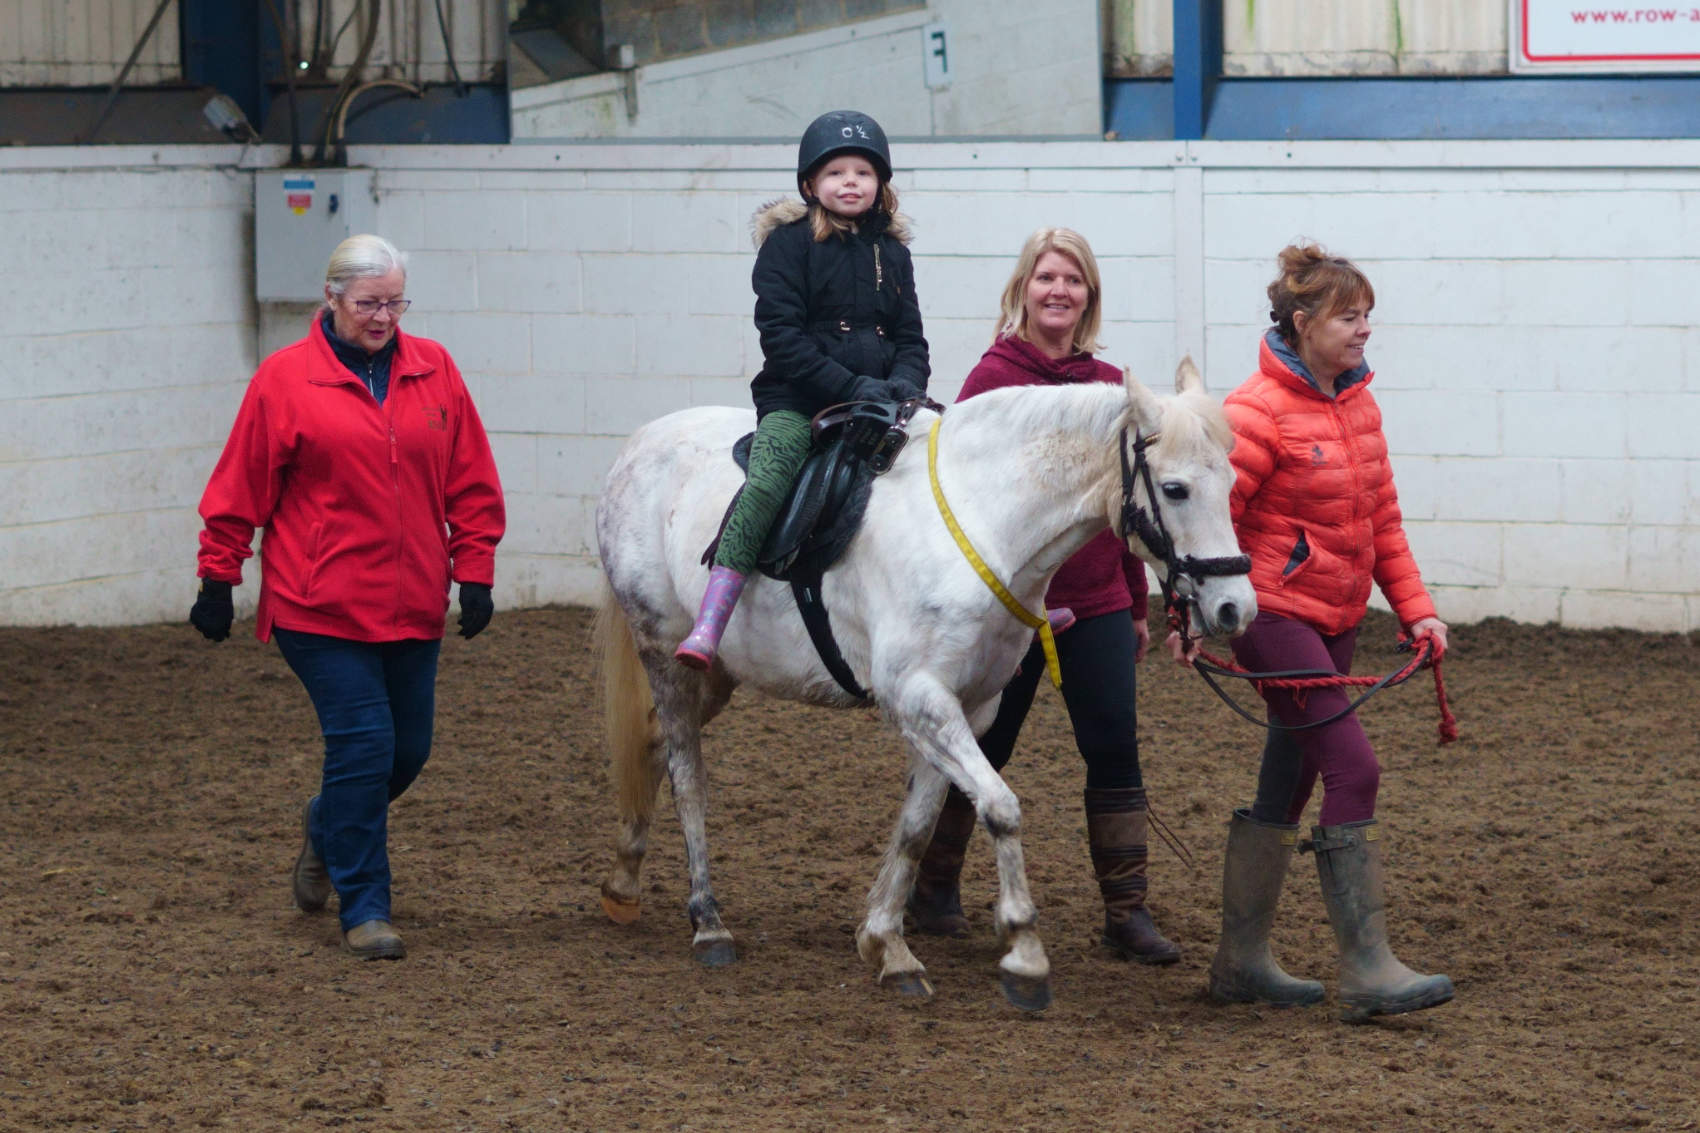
[1161,482,1188,501]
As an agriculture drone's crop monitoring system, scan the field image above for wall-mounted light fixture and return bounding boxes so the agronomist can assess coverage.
[202,92,260,143]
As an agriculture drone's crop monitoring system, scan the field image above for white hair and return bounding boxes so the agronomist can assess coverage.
[324,234,408,297]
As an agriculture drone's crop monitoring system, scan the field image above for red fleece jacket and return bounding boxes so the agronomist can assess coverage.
[957,335,1149,622]
[197,318,505,643]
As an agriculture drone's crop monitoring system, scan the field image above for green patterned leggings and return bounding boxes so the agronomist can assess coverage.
[713,409,814,575]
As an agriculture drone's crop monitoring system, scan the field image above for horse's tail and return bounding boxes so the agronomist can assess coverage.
[592,581,659,824]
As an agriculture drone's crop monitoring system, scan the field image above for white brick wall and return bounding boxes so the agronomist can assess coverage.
[0,150,256,626]
[1,139,1696,631]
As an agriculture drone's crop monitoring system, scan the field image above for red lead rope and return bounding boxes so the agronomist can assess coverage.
[1177,612,1458,745]
[1429,659,1459,744]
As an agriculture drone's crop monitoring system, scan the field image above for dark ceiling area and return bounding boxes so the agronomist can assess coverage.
[0,0,510,155]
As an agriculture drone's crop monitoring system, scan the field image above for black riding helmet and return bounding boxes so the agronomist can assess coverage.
[796,110,892,200]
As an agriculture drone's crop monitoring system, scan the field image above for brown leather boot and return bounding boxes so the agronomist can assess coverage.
[1086,786,1181,964]
[343,919,406,960]
[291,796,332,913]
[906,785,977,938]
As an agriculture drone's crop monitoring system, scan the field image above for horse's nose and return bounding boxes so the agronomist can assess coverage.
[1214,602,1241,636]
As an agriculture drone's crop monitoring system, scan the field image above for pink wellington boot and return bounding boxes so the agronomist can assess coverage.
[674,566,747,670]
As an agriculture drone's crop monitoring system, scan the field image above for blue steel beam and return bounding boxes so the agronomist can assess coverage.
[1172,0,1224,140]
[178,0,263,126]
[1107,73,1700,140]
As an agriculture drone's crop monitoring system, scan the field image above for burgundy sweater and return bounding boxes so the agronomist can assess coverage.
[956,335,1149,622]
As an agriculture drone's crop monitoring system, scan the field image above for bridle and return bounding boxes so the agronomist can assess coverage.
[1117,425,1250,636]
[1117,426,1457,745]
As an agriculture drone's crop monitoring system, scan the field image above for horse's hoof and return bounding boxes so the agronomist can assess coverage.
[1000,972,1052,1013]
[880,971,935,1001]
[599,886,641,925]
[693,938,737,968]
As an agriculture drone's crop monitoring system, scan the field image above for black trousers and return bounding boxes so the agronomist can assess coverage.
[976,610,1143,791]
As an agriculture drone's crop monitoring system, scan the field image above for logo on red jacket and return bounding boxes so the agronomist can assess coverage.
[1310,443,1327,466]
[424,406,448,431]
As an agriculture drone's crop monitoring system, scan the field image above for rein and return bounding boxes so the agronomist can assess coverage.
[927,417,1063,689]
[1121,425,1456,745]
[1184,632,1459,745]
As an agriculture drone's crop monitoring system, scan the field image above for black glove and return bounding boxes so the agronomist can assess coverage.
[889,379,926,403]
[848,374,889,402]
[457,583,493,639]
[189,578,234,642]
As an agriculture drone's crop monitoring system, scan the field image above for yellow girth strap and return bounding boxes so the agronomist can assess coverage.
[927,417,1062,689]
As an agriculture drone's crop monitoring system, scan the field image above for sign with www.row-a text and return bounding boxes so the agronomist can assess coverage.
[1513,0,1700,71]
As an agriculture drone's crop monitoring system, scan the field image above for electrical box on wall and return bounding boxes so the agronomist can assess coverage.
[254,168,378,301]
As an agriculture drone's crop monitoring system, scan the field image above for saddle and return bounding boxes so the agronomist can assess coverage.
[701,398,931,700]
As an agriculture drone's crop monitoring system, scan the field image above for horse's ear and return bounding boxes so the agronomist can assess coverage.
[1123,366,1162,433]
[1175,354,1203,395]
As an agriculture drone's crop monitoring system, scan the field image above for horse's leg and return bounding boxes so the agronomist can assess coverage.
[601,723,663,925]
[644,655,738,967]
[596,592,665,926]
[879,674,1052,1012]
[855,761,948,1000]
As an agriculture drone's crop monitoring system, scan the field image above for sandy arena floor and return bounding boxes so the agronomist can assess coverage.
[1,605,1696,1130]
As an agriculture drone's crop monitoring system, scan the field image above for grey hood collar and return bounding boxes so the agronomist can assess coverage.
[1265,327,1370,396]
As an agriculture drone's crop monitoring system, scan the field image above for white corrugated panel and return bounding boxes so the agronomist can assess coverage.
[0,0,181,86]
[1102,0,1507,76]
[1224,0,1507,75]
[1103,0,1173,76]
[297,0,504,85]
[0,0,504,88]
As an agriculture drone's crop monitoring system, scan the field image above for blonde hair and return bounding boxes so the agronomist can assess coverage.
[324,234,407,299]
[804,182,900,242]
[992,227,1104,355]
[1267,242,1374,346]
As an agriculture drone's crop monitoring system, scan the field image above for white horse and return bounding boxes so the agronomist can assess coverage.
[592,360,1254,1011]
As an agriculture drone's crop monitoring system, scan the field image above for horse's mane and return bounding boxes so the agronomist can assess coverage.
[944,379,1126,445]
[945,377,1230,463]
[1155,388,1233,460]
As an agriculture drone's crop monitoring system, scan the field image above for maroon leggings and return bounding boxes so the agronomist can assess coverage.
[1229,611,1379,826]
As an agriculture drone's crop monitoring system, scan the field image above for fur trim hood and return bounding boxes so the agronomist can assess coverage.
[750,198,913,248]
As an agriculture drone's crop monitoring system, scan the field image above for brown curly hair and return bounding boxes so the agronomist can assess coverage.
[1267,243,1374,346]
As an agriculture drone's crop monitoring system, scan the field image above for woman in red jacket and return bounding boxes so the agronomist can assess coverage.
[906,227,1179,964]
[1192,243,1452,1021]
[190,234,505,961]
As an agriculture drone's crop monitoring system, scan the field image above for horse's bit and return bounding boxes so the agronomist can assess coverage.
[1120,428,1456,742]
[1117,426,1251,637]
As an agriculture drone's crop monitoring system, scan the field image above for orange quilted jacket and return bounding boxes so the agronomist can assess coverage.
[1223,331,1436,637]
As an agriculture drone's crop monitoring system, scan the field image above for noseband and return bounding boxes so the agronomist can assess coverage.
[1118,426,1250,633]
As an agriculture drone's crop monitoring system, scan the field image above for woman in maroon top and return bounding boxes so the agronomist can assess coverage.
[907,227,1179,964]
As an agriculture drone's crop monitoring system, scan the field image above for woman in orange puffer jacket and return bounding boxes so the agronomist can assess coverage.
[1188,244,1453,1023]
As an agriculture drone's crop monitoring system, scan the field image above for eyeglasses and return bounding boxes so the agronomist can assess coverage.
[348,298,412,316]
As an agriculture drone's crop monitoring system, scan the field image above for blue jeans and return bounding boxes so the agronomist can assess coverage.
[274,628,441,931]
